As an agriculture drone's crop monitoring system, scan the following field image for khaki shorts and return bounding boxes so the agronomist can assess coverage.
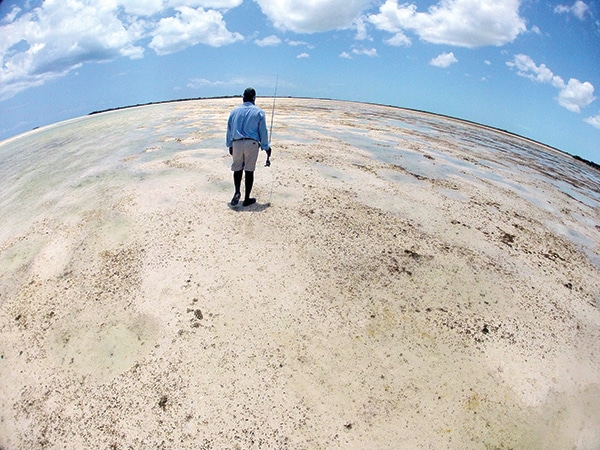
[231,139,259,172]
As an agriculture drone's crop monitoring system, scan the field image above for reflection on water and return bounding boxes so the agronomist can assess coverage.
[324,104,600,212]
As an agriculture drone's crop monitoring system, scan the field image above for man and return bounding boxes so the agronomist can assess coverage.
[226,87,272,207]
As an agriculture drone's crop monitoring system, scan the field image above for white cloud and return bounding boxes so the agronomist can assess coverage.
[507,54,565,88]
[118,0,165,16]
[255,0,372,33]
[297,53,310,59]
[0,0,245,101]
[255,35,282,47]
[369,1,416,34]
[173,0,244,8]
[187,78,227,89]
[558,78,596,113]
[149,7,243,55]
[554,1,589,20]
[352,47,378,57]
[369,0,526,48]
[430,52,458,68]
[353,16,370,40]
[530,25,542,35]
[339,47,378,58]
[186,75,274,91]
[384,31,412,47]
[0,1,146,100]
[287,40,308,47]
[572,1,590,19]
[507,54,596,113]
[584,114,600,129]
[1,5,22,24]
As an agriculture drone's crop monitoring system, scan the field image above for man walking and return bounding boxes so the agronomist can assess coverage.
[226,87,272,206]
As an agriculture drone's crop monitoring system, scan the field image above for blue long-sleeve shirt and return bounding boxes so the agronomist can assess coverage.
[226,102,270,150]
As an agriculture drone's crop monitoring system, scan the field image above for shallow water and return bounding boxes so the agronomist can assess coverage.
[1,99,599,266]
[296,102,600,266]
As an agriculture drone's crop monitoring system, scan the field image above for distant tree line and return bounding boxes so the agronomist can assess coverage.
[88,96,237,115]
[572,155,600,171]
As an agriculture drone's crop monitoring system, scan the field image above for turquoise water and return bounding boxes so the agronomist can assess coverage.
[0,103,216,241]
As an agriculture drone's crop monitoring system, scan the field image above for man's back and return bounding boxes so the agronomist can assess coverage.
[226,102,269,150]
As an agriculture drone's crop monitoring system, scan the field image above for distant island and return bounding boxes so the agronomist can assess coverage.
[89,96,600,172]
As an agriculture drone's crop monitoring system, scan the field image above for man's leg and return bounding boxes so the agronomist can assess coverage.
[243,171,256,206]
[231,170,243,205]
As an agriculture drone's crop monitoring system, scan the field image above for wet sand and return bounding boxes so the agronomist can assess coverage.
[1,98,599,449]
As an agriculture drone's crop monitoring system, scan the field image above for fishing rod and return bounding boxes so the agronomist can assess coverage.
[266,75,278,167]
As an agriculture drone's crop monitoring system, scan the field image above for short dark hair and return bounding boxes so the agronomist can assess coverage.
[243,87,256,102]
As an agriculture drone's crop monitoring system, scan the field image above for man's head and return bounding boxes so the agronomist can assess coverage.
[243,87,256,103]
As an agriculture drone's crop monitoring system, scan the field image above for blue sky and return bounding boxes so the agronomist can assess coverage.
[1,0,599,163]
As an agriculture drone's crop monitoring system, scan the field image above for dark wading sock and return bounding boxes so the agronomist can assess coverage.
[233,170,243,194]
[231,170,243,205]
[244,171,254,201]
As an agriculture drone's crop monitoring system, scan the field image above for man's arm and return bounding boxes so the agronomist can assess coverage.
[258,110,270,150]
[225,113,234,148]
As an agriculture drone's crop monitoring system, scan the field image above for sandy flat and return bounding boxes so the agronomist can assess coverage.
[1,98,599,449]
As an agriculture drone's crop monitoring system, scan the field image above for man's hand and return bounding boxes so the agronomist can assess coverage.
[265,147,272,167]
[229,146,233,156]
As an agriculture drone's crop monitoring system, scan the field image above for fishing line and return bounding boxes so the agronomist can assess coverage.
[266,75,278,204]
[269,75,278,143]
